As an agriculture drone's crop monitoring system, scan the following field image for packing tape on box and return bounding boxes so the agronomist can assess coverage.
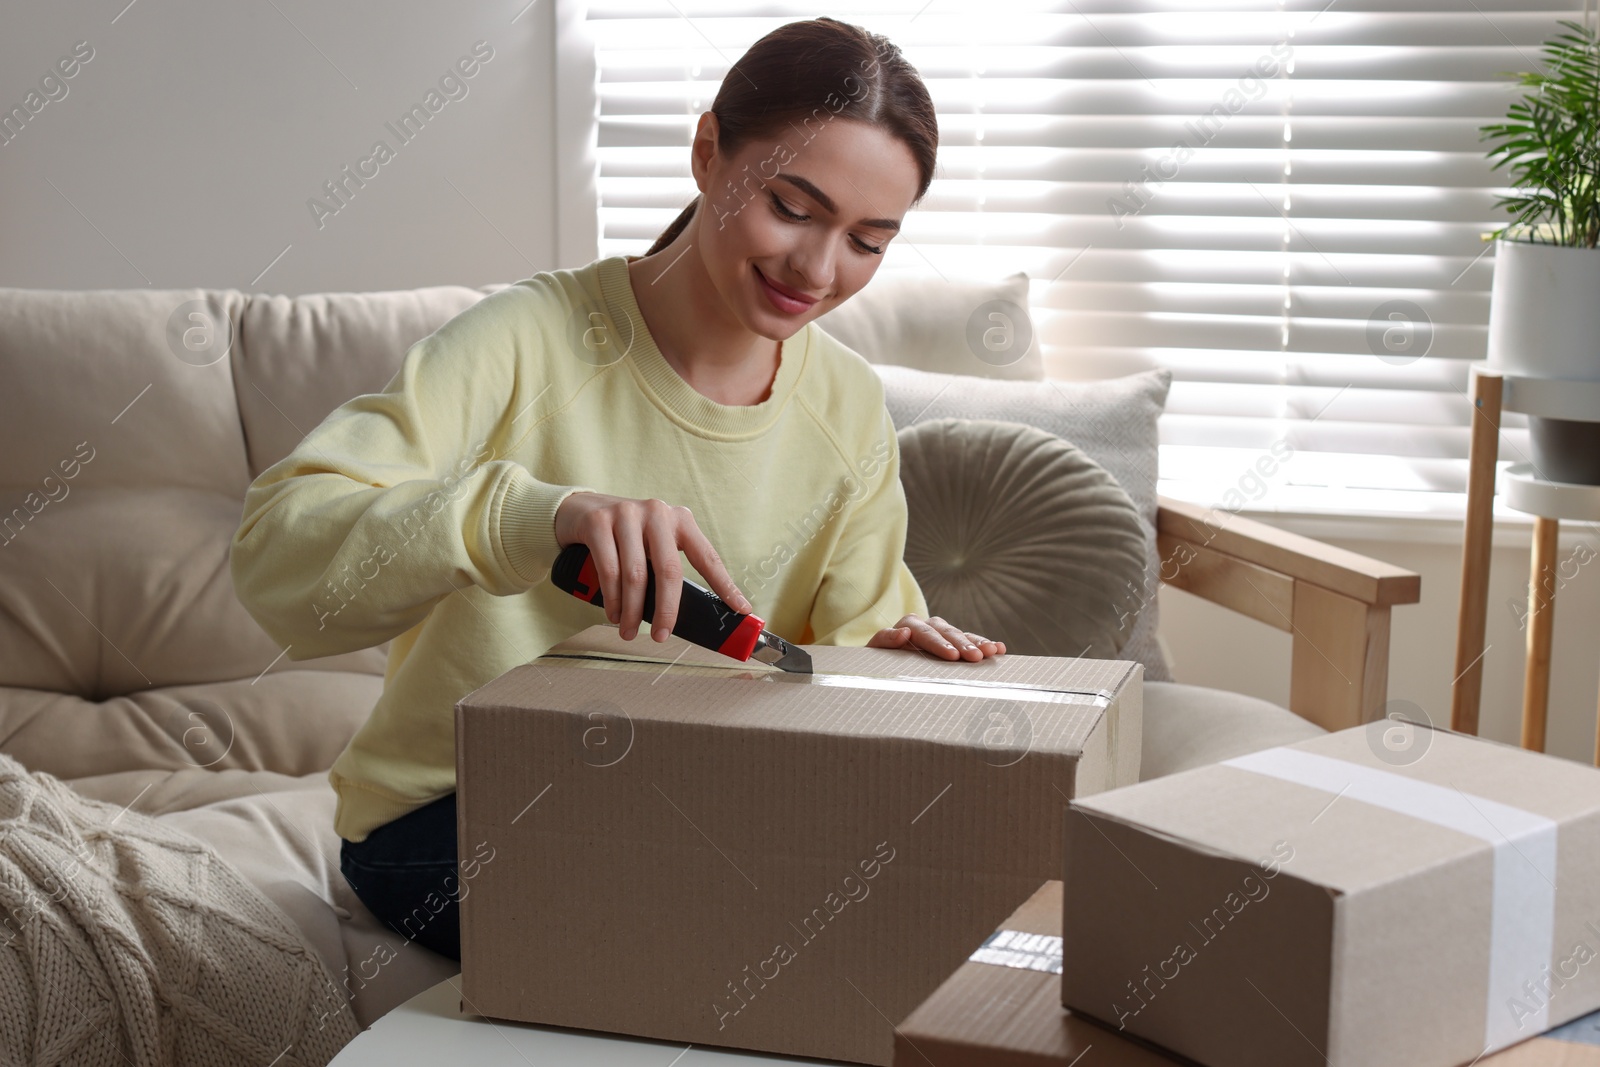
[540,651,1117,708]
[1223,747,1558,1052]
[969,929,1065,974]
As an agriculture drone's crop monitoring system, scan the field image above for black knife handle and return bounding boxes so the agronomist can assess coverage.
[551,541,766,661]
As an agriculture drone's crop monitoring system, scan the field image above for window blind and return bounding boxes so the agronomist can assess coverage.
[582,0,1589,518]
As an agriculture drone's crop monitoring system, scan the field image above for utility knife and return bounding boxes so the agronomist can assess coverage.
[551,542,813,674]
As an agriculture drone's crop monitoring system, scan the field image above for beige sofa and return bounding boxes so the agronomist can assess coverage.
[0,283,490,1027]
[0,277,1418,1039]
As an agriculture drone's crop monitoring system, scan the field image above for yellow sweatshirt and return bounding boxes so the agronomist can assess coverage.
[230,254,928,842]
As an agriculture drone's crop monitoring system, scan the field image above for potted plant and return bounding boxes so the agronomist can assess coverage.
[1480,18,1600,485]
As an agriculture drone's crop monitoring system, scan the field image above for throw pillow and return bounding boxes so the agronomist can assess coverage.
[897,419,1148,660]
[813,271,1043,380]
[876,364,1174,680]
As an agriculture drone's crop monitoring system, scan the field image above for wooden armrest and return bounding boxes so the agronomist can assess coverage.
[1156,496,1421,607]
[1154,495,1422,733]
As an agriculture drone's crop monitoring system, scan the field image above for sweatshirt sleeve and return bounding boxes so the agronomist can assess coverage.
[807,405,930,647]
[229,288,595,661]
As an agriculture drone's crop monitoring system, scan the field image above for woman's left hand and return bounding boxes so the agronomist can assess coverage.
[867,614,1006,661]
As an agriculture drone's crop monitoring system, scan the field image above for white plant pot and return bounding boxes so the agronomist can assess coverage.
[1486,239,1600,485]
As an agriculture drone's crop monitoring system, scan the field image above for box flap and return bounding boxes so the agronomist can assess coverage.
[466,623,1138,763]
[1071,725,1600,894]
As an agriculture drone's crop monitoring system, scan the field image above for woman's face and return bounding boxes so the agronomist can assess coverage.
[689,114,921,340]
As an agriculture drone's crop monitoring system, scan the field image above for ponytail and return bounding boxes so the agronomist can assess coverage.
[646,196,699,257]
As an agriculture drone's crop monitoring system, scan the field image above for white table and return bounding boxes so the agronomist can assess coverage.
[328,975,842,1065]
[331,974,1600,1066]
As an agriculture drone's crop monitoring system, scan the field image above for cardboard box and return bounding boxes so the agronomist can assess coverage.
[456,623,1142,1065]
[1062,725,1600,1067]
[895,880,1188,1066]
[898,881,1600,1067]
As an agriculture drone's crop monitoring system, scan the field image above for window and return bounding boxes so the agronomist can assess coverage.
[574,0,1590,519]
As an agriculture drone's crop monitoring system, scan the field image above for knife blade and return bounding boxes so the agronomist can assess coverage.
[550,542,813,674]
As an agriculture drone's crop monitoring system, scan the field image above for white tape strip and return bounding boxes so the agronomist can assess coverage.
[1222,747,1558,1052]
[969,929,1064,974]
[800,672,1111,708]
[544,651,1114,707]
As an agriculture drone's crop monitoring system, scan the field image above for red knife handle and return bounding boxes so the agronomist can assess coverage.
[551,542,764,662]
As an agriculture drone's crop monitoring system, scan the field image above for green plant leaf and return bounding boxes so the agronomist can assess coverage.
[1479,19,1600,246]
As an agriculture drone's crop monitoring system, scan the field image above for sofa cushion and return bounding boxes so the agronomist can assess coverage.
[897,418,1148,659]
[0,669,379,781]
[875,364,1175,681]
[0,287,252,498]
[65,767,333,814]
[814,271,1043,380]
[0,485,383,697]
[235,286,490,478]
[1141,680,1325,780]
[0,284,489,782]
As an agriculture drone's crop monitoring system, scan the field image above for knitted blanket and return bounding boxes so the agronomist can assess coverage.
[0,754,359,1066]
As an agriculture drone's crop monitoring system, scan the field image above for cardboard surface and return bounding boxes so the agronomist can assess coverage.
[456,624,1142,1065]
[898,881,1600,1067]
[1063,726,1600,1067]
[895,880,1189,1067]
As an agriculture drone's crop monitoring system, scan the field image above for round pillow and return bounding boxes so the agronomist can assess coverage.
[897,418,1149,659]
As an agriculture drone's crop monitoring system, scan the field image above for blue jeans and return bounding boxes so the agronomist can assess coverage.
[339,792,461,961]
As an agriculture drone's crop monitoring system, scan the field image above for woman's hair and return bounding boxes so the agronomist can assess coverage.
[644,16,938,256]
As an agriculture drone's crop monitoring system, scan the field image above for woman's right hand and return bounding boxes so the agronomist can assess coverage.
[553,491,754,643]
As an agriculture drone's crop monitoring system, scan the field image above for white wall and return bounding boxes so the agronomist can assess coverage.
[0,0,566,293]
[1159,513,1600,765]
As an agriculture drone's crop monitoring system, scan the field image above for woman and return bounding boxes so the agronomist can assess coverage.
[230,16,1004,963]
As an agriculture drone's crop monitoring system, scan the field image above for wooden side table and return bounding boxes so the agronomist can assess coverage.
[1451,364,1600,757]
